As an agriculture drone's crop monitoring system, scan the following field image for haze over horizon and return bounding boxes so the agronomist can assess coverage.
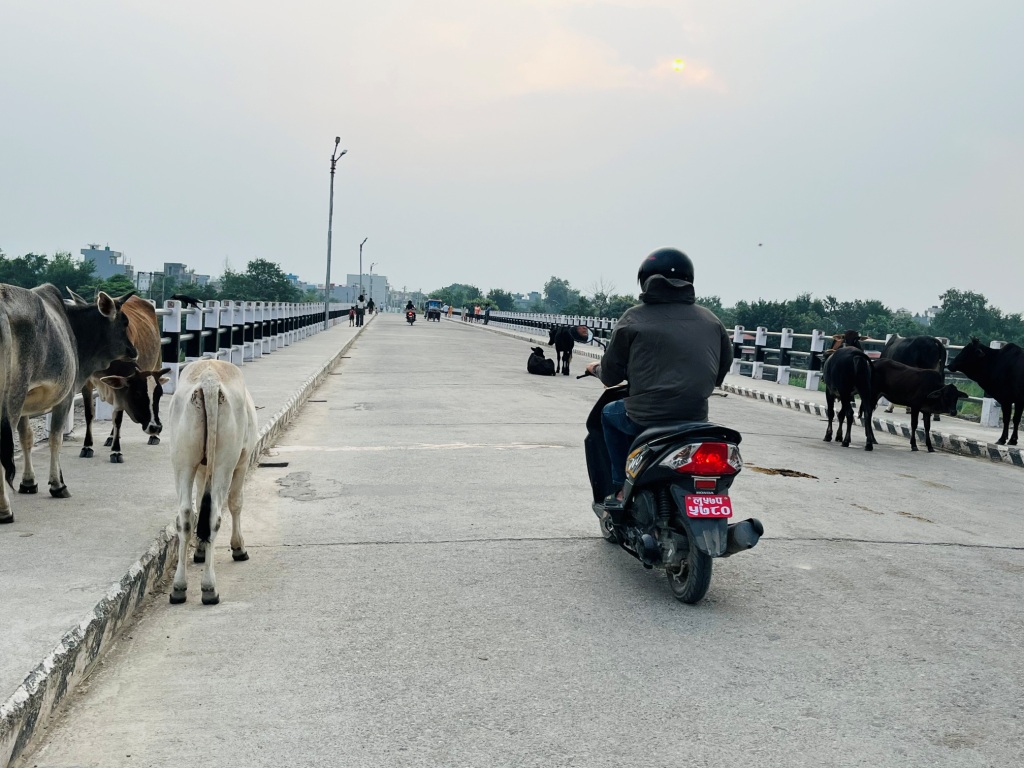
[2,1,1021,313]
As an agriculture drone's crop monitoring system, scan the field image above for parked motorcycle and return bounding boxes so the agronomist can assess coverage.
[406,310,416,325]
[582,375,763,604]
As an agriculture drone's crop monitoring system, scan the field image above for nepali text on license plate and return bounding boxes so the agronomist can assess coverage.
[684,495,733,519]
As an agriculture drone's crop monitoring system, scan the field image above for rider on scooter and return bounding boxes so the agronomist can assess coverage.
[585,248,733,509]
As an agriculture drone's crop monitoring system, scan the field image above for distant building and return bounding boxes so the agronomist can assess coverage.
[344,272,389,308]
[81,245,134,281]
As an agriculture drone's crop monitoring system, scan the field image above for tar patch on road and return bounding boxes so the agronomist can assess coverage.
[748,466,818,479]
[276,471,346,501]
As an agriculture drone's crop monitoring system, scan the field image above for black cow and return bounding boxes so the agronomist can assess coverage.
[548,326,576,376]
[947,338,1024,446]
[527,347,556,376]
[822,346,876,450]
[879,334,950,419]
[0,285,137,524]
[868,359,968,452]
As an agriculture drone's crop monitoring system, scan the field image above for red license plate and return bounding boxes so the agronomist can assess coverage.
[684,495,733,519]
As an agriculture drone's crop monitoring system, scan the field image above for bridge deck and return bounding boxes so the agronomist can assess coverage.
[14,313,1024,768]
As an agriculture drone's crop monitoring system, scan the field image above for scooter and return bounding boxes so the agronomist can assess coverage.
[581,374,763,604]
[406,310,416,325]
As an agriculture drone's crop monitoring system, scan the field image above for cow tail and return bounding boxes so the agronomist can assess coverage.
[196,382,220,544]
[856,354,873,421]
[0,314,14,488]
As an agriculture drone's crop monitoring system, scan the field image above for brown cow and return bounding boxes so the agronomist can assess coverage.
[69,292,169,463]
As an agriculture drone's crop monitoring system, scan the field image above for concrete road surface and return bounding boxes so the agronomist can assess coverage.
[22,314,1024,768]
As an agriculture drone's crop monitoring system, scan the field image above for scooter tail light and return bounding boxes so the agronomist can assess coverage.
[660,442,742,476]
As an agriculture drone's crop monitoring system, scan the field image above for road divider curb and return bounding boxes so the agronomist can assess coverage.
[721,382,1024,468]
[0,316,373,768]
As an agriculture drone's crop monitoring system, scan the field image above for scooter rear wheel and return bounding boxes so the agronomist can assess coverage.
[666,536,713,604]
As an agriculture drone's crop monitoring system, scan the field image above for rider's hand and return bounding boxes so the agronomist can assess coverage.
[586,361,600,376]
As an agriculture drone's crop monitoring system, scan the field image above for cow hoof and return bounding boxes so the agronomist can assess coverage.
[0,511,13,524]
[169,591,187,604]
[996,439,1007,446]
[18,482,38,495]
[110,453,124,464]
[865,444,873,451]
[1010,439,1018,446]
[911,445,919,452]
[927,447,935,453]
[148,436,160,446]
[80,447,94,458]
[103,437,113,447]
[49,485,71,498]
[193,551,206,564]
[201,591,220,606]
[232,550,249,561]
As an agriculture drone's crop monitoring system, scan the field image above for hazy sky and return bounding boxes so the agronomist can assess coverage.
[2,1,1021,312]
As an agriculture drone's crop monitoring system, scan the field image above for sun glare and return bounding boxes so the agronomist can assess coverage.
[672,59,685,72]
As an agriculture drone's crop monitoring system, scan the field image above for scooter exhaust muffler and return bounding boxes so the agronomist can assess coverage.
[721,518,764,557]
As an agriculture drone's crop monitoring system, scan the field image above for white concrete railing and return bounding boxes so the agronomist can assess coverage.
[47,298,352,436]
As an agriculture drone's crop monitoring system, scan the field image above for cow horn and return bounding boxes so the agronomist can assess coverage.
[66,288,89,306]
[112,290,137,307]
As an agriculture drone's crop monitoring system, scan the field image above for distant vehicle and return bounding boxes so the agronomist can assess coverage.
[425,299,443,322]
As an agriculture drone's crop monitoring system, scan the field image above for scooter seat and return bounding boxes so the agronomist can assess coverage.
[630,422,741,451]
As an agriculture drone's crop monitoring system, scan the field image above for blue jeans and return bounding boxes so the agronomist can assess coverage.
[602,400,645,490]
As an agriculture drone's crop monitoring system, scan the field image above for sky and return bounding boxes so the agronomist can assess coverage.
[1,0,1022,313]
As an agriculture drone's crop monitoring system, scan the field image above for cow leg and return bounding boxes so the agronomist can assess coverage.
[228,458,249,562]
[46,399,72,497]
[923,412,935,452]
[80,385,95,459]
[563,349,572,376]
[861,401,875,451]
[16,416,37,494]
[171,466,198,604]
[200,478,232,606]
[839,397,853,447]
[909,409,920,451]
[1008,401,1023,446]
[109,410,125,464]
[996,402,1011,445]
[823,391,835,442]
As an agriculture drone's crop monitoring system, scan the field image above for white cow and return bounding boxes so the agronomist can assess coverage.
[167,359,258,605]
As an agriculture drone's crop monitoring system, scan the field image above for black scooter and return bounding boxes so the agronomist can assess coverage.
[405,310,416,325]
[582,376,763,603]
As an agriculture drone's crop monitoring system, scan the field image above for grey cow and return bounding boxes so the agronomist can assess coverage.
[0,284,137,524]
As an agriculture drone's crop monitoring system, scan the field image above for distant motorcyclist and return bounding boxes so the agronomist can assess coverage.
[585,248,732,507]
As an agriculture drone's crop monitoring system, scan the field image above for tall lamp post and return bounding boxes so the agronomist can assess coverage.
[369,262,376,308]
[358,237,368,299]
[325,137,348,330]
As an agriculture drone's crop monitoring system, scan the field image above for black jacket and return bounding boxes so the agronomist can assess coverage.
[597,276,732,425]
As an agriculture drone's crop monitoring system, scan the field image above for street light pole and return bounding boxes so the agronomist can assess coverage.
[359,237,367,299]
[325,137,348,330]
[369,261,376,308]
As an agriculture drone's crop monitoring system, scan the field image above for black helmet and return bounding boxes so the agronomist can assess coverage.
[637,247,694,288]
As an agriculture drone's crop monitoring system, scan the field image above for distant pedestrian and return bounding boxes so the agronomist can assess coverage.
[349,307,356,326]
[367,298,375,314]
[484,306,491,325]
[474,305,482,323]
[356,294,366,327]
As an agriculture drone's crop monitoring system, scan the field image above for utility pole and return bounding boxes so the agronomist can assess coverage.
[359,237,367,298]
[325,137,348,330]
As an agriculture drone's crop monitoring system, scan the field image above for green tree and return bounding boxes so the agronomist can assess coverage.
[0,252,47,287]
[930,288,1001,344]
[486,288,516,311]
[220,259,301,302]
[543,276,582,313]
[605,294,638,318]
[429,283,482,310]
[41,251,96,295]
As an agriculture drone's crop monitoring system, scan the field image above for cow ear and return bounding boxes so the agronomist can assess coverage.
[100,375,129,390]
[66,288,89,306]
[96,291,117,318]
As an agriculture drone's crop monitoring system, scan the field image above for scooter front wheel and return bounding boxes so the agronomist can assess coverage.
[666,536,713,604]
